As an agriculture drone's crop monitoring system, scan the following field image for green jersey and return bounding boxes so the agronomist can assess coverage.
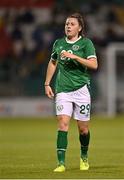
[51,36,97,93]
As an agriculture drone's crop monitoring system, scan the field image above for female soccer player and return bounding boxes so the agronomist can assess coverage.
[45,12,98,172]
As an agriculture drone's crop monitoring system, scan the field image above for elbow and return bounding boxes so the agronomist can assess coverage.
[93,63,98,70]
[88,58,98,70]
[92,60,98,70]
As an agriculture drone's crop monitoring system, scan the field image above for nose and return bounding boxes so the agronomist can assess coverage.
[66,24,71,28]
[67,26,71,30]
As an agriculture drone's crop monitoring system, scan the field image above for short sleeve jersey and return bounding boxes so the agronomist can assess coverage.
[51,36,97,93]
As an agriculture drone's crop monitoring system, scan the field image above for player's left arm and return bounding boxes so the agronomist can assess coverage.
[61,51,98,70]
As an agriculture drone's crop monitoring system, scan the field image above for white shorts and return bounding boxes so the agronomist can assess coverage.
[55,85,91,121]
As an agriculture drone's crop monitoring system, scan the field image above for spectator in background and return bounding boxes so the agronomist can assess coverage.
[0,17,12,57]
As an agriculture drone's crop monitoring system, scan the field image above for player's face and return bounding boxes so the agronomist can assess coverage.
[65,17,82,39]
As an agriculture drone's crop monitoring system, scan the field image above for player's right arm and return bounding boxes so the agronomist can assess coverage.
[44,59,58,99]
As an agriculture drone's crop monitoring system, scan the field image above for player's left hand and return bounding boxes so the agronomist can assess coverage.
[60,51,76,59]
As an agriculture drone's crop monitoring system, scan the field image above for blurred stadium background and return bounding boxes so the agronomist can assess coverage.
[0,0,124,179]
[0,0,124,117]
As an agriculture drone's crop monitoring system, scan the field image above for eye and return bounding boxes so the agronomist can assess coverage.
[71,22,75,26]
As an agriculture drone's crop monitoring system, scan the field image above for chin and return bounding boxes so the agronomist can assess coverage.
[67,35,72,39]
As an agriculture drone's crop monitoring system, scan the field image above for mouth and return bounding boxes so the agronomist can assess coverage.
[67,29,71,33]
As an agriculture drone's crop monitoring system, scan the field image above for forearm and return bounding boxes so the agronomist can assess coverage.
[45,60,57,85]
[74,55,98,70]
[61,51,98,70]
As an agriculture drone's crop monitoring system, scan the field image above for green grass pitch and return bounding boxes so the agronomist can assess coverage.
[0,115,124,179]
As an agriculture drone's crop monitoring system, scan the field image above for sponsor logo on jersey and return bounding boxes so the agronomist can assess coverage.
[72,45,79,51]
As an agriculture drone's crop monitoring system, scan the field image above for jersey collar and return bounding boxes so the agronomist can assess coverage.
[65,36,82,44]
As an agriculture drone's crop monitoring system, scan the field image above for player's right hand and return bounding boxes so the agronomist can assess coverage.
[45,85,54,99]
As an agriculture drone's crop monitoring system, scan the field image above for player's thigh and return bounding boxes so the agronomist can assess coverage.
[73,86,91,121]
[55,92,73,117]
[73,102,91,121]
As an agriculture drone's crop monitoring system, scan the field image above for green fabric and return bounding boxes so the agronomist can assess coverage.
[57,130,68,165]
[79,131,90,158]
[51,36,96,93]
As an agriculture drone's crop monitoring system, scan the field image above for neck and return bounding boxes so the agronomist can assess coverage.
[67,35,79,42]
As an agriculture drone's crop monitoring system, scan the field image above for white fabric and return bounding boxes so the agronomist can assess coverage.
[55,85,91,121]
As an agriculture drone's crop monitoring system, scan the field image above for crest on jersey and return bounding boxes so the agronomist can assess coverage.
[72,45,79,51]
